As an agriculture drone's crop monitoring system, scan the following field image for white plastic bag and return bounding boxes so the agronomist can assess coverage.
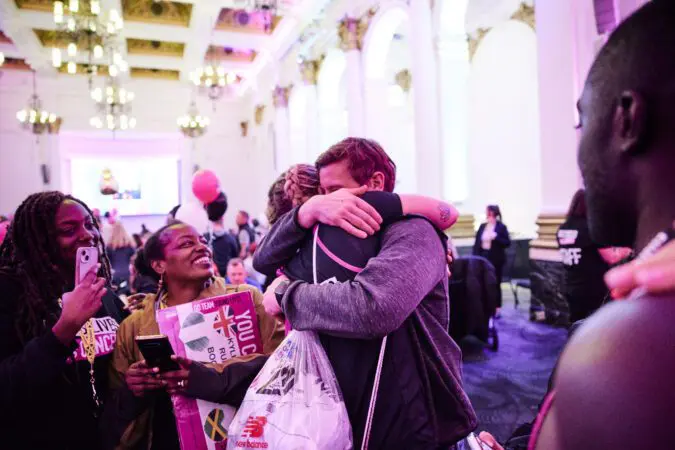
[226,330,353,450]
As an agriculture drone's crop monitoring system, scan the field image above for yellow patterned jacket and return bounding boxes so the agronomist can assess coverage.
[108,279,283,450]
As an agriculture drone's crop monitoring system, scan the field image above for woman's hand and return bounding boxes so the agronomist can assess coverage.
[52,265,107,345]
[124,293,147,313]
[125,360,164,398]
[161,356,192,396]
[606,239,675,298]
[262,276,287,318]
[447,250,453,277]
[477,432,504,449]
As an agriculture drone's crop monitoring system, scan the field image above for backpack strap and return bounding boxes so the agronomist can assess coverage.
[361,335,387,450]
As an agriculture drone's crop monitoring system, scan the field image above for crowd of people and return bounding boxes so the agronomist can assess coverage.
[1,2,675,449]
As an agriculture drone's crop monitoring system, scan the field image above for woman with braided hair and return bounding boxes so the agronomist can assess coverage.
[0,191,127,450]
[264,162,458,283]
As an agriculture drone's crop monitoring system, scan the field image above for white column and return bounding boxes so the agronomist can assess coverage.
[536,0,588,215]
[338,17,366,137]
[410,0,443,197]
[273,86,292,173]
[305,86,320,159]
[299,59,321,160]
[436,33,470,204]
[344,50,366,137]
[364,78,389,144]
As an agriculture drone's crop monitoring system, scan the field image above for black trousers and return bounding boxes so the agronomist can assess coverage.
[493,261,504,308]
[477,250,504,308]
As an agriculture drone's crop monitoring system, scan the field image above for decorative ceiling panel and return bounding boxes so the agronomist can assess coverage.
[0,31,13,44]
[57,62,107,75]
[127,38,184,57]
[14,0,53,12]
[34,29,104,48]
[130,67,180,80]
[205,45,256,63]
[1,57,32,71]
[215,8,281,35]
[122,0,192,27]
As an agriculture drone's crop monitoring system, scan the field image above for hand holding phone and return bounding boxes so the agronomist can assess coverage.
[135,335,181,372]
[53,267,106,345]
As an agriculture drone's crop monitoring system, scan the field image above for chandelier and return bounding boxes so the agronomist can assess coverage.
[189,64,238,102]
[51,0,126,79]
[16,72,60,135]
[89,77,136,131]
[178,101,209,138]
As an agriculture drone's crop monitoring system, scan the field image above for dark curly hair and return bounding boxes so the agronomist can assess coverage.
[266,171,292,225]
[0,191,112,343]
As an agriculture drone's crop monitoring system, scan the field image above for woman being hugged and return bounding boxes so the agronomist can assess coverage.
[0,191,127,450]
[104,222,283,450]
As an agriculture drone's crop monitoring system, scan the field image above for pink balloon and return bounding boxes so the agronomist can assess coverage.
[192,170,220,204]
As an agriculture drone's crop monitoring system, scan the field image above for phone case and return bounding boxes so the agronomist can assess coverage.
[136,335,180,372]
[76,247,99,285]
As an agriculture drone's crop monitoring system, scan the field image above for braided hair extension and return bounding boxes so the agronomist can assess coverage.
[284,164,320,207]
[0,192,112,343]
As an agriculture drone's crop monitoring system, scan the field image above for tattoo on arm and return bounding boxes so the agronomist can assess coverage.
[439,203,452,224]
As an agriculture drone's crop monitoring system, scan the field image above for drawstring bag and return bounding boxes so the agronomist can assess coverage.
[227,226,387,450]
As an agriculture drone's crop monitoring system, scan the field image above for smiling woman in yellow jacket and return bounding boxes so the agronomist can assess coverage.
[102,222,283,450]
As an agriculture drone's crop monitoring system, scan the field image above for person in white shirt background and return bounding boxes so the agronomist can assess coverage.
[473,205,511,315]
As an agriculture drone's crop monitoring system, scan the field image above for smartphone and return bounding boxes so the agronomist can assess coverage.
[75,247,99,285]
[135,335,181,372]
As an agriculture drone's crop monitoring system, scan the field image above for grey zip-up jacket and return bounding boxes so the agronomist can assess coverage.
[254,208,477,449]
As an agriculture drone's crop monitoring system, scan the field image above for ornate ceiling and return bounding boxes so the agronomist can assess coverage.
[122,0,192,28]
[0,0,314,90]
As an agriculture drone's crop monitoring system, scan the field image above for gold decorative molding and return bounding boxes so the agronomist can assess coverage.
[205,45,256,63]
[299,56,324,85]
[272,85,292,108]
[254,104,266,125]
[57,62,107,76]
[34,29,103,48]
[467,28,489,62]
[530,214,566,249]
[127,38,185,57]
[511,2,535,30]
[215,8,281,35]
[122,0,192,27]
[240,121,249,137]
[130,67,180,80]
[466,3,534,62]
[394,69,412,93]
[14,0,53,12]
[448,214,476,239]
[338,8,376,52]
